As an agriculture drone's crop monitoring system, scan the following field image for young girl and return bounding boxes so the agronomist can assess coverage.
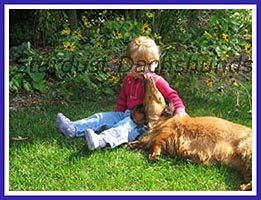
[56,36,187,151]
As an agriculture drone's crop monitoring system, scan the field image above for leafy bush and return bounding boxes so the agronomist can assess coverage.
[9,9,252,108]
[9,42,47,93]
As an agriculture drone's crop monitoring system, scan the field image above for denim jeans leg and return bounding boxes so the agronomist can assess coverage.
[100,115,141,149]
[73,111,125,137]
[129,124,147,141]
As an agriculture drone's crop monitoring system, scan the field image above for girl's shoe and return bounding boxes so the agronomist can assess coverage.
[56,113,76,138]
[85,129,106,150]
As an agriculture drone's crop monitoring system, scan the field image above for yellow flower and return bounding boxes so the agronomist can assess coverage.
[222,33,229,42]
[203,62,210,72]
[146,12,154,18]
[244,29,249,34]
[229,76,239,87]
[203,30,212,38]
[95,42,103,49]
[103,10,108,15]
[205,78,213,88]
[190,62,197,71]
[111,76,120,84]
[63,42,76,52]
[115,16,124,21]
[142,23,152,34]
[99,10,108,17]
[154,33,162,40]
[167,45,175,50]
[84,21,93,29]
[121,58,128,65]
[220,51,229,62]
[82,15,87,22]
[180,27,186,34]
[223,51,229,57]
[73,30,82,40]
[244,43,252,54]
[61,28,70,36]
[113,31,122,39]
[233,81,239,87]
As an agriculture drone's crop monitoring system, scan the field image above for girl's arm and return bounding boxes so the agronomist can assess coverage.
[155,76,187,115]
[115,78,128,112]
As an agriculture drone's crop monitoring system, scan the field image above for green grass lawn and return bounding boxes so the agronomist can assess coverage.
[8,81,253,192]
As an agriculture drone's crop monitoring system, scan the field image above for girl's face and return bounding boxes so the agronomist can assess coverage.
[131,60,158,79]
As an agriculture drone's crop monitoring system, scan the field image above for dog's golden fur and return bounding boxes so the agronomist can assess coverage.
[130,114,252,191]
[131,77,167,127]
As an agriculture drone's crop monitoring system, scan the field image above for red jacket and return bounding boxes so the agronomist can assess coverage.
[115,73,185,113]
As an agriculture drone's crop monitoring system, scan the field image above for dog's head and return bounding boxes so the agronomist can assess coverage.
[131,77,172,127]
[143,77,166,128]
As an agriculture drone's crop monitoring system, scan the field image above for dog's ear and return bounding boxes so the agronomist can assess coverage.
[131,104,146,124]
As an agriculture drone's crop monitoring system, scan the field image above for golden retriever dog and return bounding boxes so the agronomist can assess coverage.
[129,115,252,191]
[130,78,252,190]
[131,77,168,128]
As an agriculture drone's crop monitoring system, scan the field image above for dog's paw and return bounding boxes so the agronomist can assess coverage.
[149,153,160,162]
[128,141,140,149]
[240,182,252,191]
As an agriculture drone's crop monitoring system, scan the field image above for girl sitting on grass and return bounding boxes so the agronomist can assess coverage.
[56,36,187,151]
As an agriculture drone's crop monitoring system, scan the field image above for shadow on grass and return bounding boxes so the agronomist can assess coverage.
[68,144,93,161]
[169,157,246,191]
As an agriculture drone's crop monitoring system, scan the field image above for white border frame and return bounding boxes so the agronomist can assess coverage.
[5,4,257,196]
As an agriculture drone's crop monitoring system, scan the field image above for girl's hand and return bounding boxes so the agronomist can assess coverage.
[176,110,188,117]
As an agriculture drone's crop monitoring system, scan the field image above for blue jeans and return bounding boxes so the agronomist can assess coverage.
[73,110,147,148]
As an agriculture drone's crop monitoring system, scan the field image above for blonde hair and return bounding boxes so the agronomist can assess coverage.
[125,36,160,64]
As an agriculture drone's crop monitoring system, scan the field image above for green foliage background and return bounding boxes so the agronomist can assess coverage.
[9,9,252,104]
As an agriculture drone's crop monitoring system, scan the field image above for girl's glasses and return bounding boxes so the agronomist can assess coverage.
[133,60,159,73]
